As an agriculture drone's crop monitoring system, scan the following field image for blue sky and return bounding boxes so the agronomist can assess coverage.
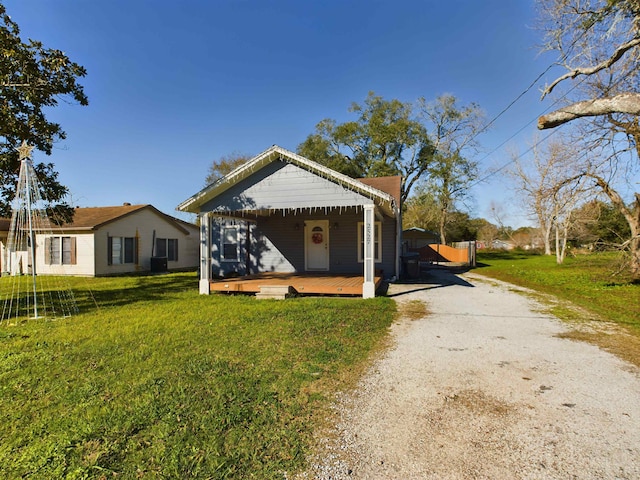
[5,0,562,227]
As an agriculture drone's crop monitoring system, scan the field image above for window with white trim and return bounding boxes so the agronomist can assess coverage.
[357,221,382,263]
[221,227,238,261]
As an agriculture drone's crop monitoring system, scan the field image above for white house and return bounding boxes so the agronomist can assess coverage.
[2,204,199,276]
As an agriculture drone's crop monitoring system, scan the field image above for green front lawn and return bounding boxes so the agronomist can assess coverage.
[475,250,639,331]
[475,250,640,368]
[0,273,395,479]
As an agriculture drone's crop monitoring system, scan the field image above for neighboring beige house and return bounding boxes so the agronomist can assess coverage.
[2,204,199,276]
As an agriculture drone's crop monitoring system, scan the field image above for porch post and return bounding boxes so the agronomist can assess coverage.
[199,212,211,295]
[395,205,402,280]
[362,204,376,299]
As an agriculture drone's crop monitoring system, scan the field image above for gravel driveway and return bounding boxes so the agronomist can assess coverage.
[297,267,640,479]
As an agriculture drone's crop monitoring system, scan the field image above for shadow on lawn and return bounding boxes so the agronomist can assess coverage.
[72,272,199,313]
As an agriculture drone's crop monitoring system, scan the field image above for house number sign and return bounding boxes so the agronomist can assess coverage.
[365,223,372,250]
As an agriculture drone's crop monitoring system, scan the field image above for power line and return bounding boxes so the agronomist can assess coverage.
[477,64,557,138]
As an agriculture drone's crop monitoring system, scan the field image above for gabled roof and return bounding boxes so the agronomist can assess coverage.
[49,204,194,234]
[177,145,401,217]
[62,204,148,229]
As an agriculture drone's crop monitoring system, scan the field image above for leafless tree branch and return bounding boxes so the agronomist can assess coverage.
[541,37,640,98]
[538,92,640,129]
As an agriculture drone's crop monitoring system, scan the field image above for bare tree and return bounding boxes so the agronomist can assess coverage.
[509,140,556,255]
[550,173,593,263]
[536,0,640,279]
[509,135,591,259]
[537,0,640,129]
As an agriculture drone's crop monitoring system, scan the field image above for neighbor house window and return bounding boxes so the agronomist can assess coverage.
[221,227,238,261]
[108,236,138,265]
[357,221,382,263]
[45,236,76,265]
[155,238,179,261]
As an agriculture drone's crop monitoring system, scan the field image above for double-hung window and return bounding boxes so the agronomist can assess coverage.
[108,236,138,265]
[221,227,238,261]
[155,238,179,261]
[357,221,382,263]
[45,236,76,265]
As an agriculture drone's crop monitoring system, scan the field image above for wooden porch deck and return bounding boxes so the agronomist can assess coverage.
[210,272,383,296]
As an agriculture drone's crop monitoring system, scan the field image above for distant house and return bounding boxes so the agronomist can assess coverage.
[490,239,515,250]
[1,204,199,276]
[177,145,402,298]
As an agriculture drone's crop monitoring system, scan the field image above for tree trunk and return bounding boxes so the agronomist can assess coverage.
[542,217,553,255]
[629,200,640,283]
[556,222,569,265]
[439,208,447,245]
[589,176,640,282]
[555,222,562,264]
[561,222,569,263]
[630,235,640,284]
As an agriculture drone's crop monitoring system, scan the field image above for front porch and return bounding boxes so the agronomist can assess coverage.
[210,272,384,296]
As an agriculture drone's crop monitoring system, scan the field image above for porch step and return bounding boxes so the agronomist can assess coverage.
[255,285,295,300]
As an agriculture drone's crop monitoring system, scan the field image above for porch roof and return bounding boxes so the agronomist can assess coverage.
[177,145,400,218]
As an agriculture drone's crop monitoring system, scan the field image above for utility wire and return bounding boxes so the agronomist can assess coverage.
[463,17,601,184]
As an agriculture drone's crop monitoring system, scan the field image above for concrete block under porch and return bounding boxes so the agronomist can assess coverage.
[209,272,383,296]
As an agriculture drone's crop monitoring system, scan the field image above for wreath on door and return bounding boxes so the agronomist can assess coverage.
[312,232,323,244]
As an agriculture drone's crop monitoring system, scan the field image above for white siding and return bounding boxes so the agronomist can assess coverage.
[35,233,96,276]
[27,208,199,277]
[95,208,198,276]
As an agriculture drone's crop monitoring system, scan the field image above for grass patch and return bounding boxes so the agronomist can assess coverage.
[475,250,640,367]
[0,272,396,479]
[397,300,430,320]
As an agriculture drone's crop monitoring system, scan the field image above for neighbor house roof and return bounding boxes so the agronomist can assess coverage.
[177,145,401,217]
[47,204,193,234]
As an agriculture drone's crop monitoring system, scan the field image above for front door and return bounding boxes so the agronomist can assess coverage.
[305,220,329,271]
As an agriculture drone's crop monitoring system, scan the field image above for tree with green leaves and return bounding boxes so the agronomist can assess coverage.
[0,3,88,219]
[205,151,252,185]
[571,199,632,248]
[297,92,433,203]
[416,94,486,244]
[403,187,440,231]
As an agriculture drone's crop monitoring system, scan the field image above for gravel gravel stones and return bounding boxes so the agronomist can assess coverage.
[294,268,640,479]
